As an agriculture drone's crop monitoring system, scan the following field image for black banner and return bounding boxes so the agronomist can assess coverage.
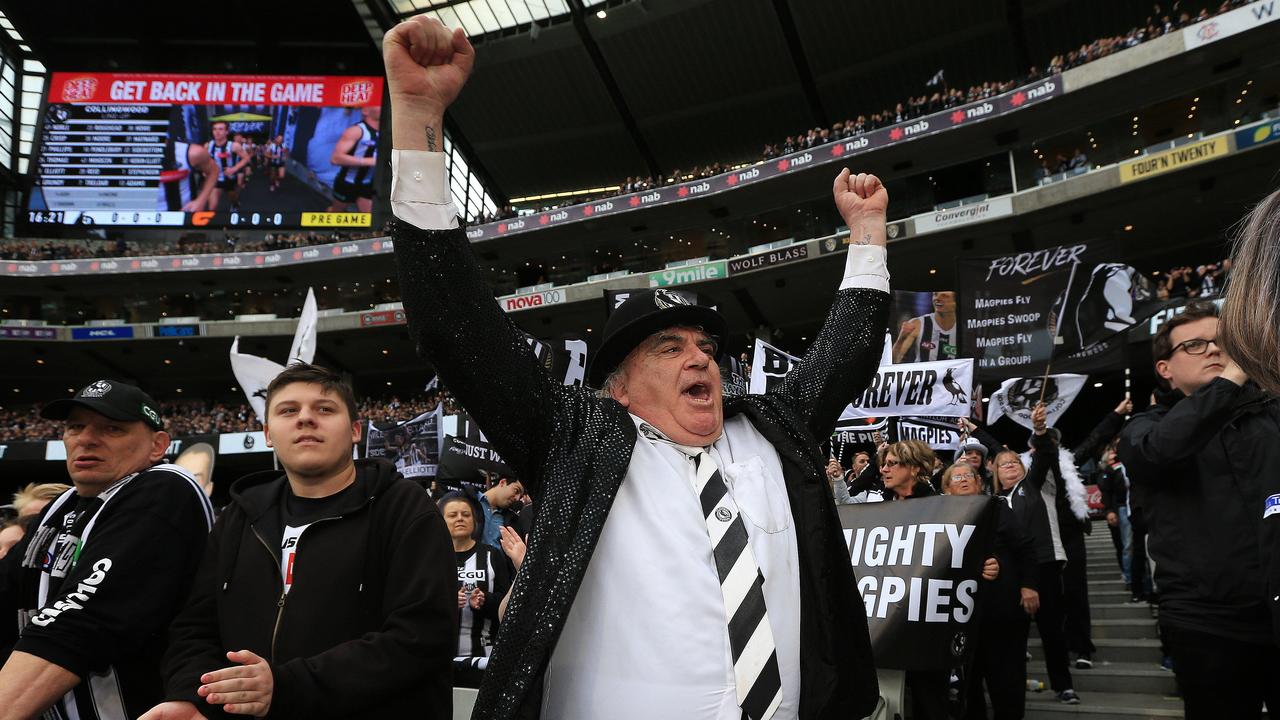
[436,412,514,493]
[365,410,440,479]
[839,495,997,671]
[956,241,1161,380]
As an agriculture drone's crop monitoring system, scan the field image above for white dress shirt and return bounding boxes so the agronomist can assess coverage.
[390,149,890,720]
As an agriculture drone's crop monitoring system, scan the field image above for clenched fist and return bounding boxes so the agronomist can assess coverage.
[383,16,475,151]
[833,169,889,247]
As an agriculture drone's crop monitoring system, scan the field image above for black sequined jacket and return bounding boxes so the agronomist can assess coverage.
[391,220,890,720]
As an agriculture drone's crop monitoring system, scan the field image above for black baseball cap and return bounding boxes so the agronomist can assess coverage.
[40,379,165,430]
[587,288,727,387]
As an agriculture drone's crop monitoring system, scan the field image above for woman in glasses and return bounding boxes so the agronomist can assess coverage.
[876,440,939,500]
[992,404,1081,706]
[945,461,1041,719]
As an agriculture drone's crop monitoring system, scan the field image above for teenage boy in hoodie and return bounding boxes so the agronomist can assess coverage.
[142,364,456,720]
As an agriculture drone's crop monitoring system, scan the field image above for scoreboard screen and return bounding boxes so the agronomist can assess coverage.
[26,73,384,229]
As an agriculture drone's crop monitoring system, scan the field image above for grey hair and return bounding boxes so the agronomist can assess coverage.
[1220,188,1280,395]
[597,365,626,400]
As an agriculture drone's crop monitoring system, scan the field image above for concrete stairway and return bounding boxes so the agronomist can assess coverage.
[1024,521,1181,720]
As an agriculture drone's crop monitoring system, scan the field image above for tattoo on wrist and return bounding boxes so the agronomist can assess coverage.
[854,231,872,245]
[425,127,437,151]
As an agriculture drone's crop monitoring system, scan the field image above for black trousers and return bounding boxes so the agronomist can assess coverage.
[906,668,951,720]
[964,614,1029,720]
[1033,561,1074,692]
[1062,543,1095,657]
[1161,623,1280,720]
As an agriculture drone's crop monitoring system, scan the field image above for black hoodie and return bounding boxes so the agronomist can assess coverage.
[162,458,457,719]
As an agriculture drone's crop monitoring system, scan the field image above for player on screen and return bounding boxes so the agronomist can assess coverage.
[892,290,958,363]
[235,134,254,189]
[327,106,380,213]
[266,134,288,192]
[206,121,251,212]
[157,139,219,213]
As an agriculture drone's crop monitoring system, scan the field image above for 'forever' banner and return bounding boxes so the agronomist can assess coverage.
[839,495,997,670]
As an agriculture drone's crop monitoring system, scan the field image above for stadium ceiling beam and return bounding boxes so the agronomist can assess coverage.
[768,0,827,129]
[566,0,660,179]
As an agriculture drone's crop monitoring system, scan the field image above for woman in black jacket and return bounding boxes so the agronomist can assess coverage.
[993,404,1080,706]
[440,493,512,689]
[944,462,1040,719]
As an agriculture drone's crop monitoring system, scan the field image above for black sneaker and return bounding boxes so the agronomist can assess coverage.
[1075,655,1094,669]
[1057,689,1081,704]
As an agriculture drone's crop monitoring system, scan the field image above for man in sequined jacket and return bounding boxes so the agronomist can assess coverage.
[383,17,891,720]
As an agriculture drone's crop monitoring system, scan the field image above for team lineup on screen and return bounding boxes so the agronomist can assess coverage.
[25,73,384,228]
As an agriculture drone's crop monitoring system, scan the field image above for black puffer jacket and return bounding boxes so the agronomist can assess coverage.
[162,459,456,719]
[1118,379,1280,643]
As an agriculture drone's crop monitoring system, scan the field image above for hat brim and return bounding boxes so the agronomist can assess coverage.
[39,397,160,429]
[588,304,727,387]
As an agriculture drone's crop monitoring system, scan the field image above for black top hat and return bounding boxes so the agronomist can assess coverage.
[41,379,165,430]
[588,288,727,387]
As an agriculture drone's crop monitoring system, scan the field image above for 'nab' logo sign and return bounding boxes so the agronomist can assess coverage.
[61,77,98,102]
[340,80,375,106]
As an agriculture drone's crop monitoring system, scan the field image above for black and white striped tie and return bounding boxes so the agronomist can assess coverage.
[642,426,783,720]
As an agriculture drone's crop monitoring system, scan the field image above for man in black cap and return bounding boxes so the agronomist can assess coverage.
[381,16,890,720]
[0,380,214,720]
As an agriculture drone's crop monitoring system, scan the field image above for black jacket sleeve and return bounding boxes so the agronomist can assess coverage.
[1121,378,1245,467]
[1098,467,1122,515]
[390,220,559,497]
[847,462,882,496]
[996,504,1038,593]
[774,284,890,442]
[162,512,237,717]
[971,424,1008,457]
[266,487,457,718]
[16,473,210,678]
[1072,411,1125,466]
[1023,432,1057,492]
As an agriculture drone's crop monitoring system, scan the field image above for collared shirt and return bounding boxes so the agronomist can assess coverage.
[478,492,504,549]
[390,148,890,720]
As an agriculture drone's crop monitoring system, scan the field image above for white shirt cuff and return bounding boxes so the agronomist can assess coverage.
[839,245,890,293]
[390,149,459,230]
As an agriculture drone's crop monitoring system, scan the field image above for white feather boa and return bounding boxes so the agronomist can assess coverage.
[1019,447,1090,521]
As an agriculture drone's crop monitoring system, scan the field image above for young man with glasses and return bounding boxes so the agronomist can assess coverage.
[1118,301,1280,720]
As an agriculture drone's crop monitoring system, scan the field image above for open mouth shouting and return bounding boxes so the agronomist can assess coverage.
[681,380,714,405]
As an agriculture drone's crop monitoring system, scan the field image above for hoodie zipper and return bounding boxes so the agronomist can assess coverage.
[250,515,344,660]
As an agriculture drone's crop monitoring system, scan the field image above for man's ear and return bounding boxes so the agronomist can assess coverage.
[351,420,362,444]
[150,431,171,463]
[263,422,273,448]
[1155,359,1173,384]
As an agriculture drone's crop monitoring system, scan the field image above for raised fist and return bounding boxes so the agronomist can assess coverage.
[383,16,475,116]
[832,169,889,246]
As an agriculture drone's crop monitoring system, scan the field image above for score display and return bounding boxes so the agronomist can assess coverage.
[27,73,384,228]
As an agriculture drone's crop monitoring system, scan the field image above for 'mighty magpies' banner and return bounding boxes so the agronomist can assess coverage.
[957,241,1162,381]
[840,495,997,671]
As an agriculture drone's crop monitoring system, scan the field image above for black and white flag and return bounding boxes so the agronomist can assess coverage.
[986,374,1087,430]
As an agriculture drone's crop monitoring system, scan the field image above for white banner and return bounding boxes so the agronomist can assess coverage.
[839,358,975,420]
[229,337,286,425]
[897,417,963,451]
[287,287,318,366]
[986,373,1087,430]
[914,196,1013,235]
[752,338,973,419]
[1183,0,1278,49]
[217,431,271,455]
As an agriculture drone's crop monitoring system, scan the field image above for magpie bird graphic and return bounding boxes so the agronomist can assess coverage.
[942,369,967,405]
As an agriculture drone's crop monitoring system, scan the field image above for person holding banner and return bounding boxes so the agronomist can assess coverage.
[993,404,1080,706]
[383,15,888,720]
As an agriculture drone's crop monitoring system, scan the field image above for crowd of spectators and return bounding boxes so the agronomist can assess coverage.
[0,388,464,443]
[484,0,1252,221]
[0,230,381,262]
[1154,259,1230,299]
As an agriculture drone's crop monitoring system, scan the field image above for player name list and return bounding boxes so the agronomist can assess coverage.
[37,104,169,210]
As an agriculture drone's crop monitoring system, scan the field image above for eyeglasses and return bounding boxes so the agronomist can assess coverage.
[881,459,902,468]
[997,461,1021,468]
[951,472,976,479]
[1168,337,1217,358]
